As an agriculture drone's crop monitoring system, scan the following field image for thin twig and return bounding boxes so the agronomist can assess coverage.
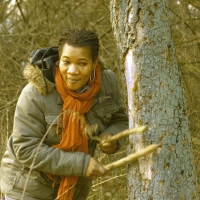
[21,111,66,200]
[16,0,28,24]
[54,183,76,200]
[91,174,126,188]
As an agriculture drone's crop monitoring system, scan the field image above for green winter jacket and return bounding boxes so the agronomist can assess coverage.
[1,64,128,200]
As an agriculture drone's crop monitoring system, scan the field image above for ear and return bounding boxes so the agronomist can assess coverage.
[56,60,60,67]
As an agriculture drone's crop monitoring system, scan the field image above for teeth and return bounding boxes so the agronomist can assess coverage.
[68,79,77,83]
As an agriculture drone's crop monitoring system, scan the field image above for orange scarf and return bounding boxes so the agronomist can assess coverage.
[53,65,101,200]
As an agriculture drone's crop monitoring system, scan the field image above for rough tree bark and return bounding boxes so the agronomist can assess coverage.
[110,0,199,199]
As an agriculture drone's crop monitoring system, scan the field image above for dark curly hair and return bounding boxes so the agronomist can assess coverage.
[58,28,100,62]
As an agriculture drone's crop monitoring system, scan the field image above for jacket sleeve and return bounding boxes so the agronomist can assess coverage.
[100,70,129,149]
[11,84,90,176]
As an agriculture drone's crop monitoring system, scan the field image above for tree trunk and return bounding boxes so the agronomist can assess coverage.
[110,0,199,199]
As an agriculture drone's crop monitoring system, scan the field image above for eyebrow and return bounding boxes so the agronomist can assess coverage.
[62,56,88,61]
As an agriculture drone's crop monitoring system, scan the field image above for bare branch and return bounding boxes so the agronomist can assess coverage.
[16,0,28,24]
[104,144,161,171]
[105,126,147,143]
[86,125,147,143]
[186,0,200,10]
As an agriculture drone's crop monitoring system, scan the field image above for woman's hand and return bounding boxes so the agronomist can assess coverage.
[99,133,117,154]
[85,157,106,179]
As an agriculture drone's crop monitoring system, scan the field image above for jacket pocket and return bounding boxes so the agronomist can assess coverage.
[13,169,57,199]
[95,102,119,117]
[45,113,62,146]
[93,102,119,127]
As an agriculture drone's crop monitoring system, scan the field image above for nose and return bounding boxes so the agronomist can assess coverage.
[67,64,79,74]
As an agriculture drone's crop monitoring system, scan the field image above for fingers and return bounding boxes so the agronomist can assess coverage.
[85,157,106,179]
[99,141,117,154]
[99,133,117,154]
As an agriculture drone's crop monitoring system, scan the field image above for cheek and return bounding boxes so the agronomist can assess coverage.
[87,66,95,75]
[59,65,66,75]
[84,70,93,79]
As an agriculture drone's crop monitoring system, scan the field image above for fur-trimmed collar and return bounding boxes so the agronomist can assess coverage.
[23,61,105,96]
[23,64,55,95]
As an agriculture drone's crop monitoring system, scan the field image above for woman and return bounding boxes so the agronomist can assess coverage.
[1,28,128,200]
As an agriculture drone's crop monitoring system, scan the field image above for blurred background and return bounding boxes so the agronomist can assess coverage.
[0,0,199,199]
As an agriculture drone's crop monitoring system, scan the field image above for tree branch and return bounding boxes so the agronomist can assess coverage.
[186,0,200,10]
[16,0,28,24]
[86,125,147,143]
[104,144,161,171]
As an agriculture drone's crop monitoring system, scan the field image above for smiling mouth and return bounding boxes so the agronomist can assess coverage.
[67,78,79,83]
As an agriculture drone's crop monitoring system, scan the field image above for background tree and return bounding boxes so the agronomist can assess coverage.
[110,0,199,199]
[0,0,200,199]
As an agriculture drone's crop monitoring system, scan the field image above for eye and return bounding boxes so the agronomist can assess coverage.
[79,62,87,66]
[62,60,70,64]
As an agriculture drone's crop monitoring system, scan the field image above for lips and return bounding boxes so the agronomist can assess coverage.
[67,78,79,83]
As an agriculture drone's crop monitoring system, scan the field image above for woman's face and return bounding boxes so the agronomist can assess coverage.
[59,44,98,91]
